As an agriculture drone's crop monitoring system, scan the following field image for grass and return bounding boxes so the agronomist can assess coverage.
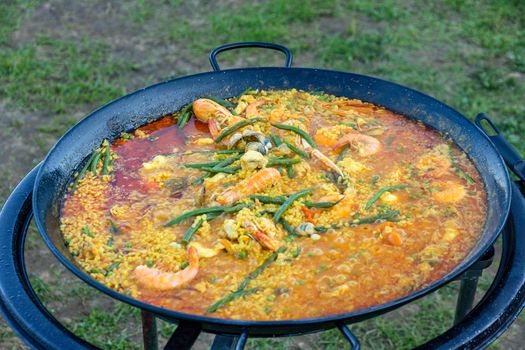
[0,36,126,115]
[1,0,524,349]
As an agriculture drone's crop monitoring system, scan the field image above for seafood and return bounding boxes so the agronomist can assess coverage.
[134,246,199,291]
[245,99,269,118]
[193,98,244,139]
[243,220,279,251]
[283,120,345,177]
[332,130,381,157]
[295,222,315,236]
[240,150,268,171]
[303,138,345,177]
[432,181,466,203]
[192,98,233,124]
[228,129,272,152]
[222,219,238,239]
[217,167,281,205]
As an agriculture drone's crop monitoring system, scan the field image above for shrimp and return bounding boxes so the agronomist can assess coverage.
[192,98,232,124]
[245,99,269,118]
[192,98,244,139]
[283,120,345,177]
[134,246,199,291]
[243,220,278,251]
[306,141,345,177]
[217,167,281,205]
[332,130,381,157]
[432,181,466,203]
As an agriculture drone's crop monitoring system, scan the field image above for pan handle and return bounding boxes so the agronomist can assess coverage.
[209,42,293,71]
[475,113,525,182]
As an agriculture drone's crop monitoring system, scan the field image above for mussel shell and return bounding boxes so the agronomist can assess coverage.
[245,142,268,155]
[295,222,315,236]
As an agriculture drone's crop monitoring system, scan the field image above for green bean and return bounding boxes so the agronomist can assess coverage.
[206,245,286,313]
[286,165,295,178]
[205,95,235,109]
[267,157,301,166]
[256,209,276,217]
[102,143,111,175]
[198,165,240,174]
[283,140,310,159]
[352,210,401,225]
[272,123,317,149]
[189,149,243,155]
[185,160,224,169]
[223,203,252,213]
[238,246,286,291]
[190,156,242,184]
[336,145,349,162]
[177,110,191,129]
[279,219,296,236]
[206,288,259,313]
[192,174,208,185]
[165,202,249,227]
[305,199,342,208]
[273,189,313,223]
[217,149,243,154]
[182,217,204,244]
[240,89,258,96]
[164,206,231,227]
[108,219,120,235]
[177,104,192,128]
[205,211,223,221]
[269,133,283,147]
[71,151,99,192]
[186,154,241,170]
[250,195,287,204]
[365,185,410,210]
[448,145,475,184]
[81,226,95,238]
[90,151,101,174]
[214,117,266,143]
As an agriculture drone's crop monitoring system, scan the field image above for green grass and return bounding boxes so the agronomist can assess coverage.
[2,0,525,349]
[0,37,126,114]
[66,304,141,350]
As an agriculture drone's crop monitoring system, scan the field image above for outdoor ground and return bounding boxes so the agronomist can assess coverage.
[0,0,524,349]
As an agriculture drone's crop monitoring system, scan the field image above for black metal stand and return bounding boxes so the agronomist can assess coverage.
[1,166,525,350]
[453,246,495,324]
[141,311,158,350]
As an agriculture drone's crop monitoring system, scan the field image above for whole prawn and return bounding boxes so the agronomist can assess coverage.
[217,167,281,205]
[134,246,199,291]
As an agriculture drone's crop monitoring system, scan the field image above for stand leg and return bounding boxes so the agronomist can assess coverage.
[211,335,237,350]
[454,273,480,324]
[164,321,201,350]
[141,310,158,350]
[453,246,495,324]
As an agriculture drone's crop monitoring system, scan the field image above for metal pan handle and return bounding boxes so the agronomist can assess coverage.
[209,42,293,71]
[475,113,525,182]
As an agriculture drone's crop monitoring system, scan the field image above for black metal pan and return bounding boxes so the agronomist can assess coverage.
[31,42,511,336]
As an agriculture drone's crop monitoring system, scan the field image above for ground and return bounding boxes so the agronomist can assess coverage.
[0,0,524,349]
